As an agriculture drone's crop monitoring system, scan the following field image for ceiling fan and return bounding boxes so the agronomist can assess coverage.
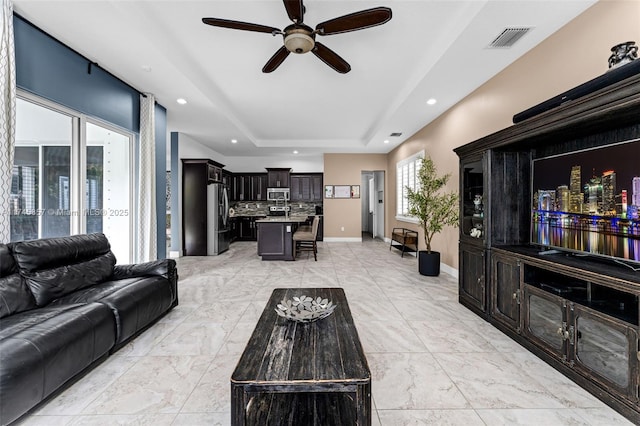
[202,0,392,74]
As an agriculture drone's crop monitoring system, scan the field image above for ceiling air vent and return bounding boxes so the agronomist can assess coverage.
[389,132,402,137]
[488,27,532,49]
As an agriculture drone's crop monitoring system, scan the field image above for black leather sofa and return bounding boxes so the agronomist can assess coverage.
[0,233,178,425]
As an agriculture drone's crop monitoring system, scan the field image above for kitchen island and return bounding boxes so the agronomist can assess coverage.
[255,216,309,261]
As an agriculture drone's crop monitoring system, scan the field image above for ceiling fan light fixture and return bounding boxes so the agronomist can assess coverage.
[284,29,315,54]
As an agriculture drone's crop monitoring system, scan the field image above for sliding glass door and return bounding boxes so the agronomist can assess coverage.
[86,121,132,263]
[13,98,73,240]
[12,95,133,263]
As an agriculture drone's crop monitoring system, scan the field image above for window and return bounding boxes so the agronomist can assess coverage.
[396,151,423,222]
[12,94,134,263]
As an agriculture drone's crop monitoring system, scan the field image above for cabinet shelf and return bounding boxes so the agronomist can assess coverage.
[523,263,639,327]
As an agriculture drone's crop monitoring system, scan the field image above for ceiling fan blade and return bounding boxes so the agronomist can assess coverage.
[283,0,304,23]
[262,46,291,73]
[311,42,351,74]
[202,17,280,34]
[315,7,392,36]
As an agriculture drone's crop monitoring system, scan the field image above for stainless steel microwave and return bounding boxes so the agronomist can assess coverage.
[267,188,290,201]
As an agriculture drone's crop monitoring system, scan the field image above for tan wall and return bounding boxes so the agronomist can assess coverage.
[325,0,640,270]
[323,153,387,238]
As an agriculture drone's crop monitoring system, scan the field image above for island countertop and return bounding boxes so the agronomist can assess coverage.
[255,216,309,223]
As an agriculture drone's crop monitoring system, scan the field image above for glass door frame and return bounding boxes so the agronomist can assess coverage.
[83,116,136,263]
[570,304,638,401]
[522,283,569,361]
[17,90,135,262]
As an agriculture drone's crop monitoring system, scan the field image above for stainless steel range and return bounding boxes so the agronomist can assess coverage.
[269,205,291,216]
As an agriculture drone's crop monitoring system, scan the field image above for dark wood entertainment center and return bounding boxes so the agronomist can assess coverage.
[454,70,640,423]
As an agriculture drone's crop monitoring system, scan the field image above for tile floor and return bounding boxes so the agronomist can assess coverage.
[20,239,633,425]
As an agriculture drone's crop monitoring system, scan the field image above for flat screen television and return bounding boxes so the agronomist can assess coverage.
[531,138,640,265]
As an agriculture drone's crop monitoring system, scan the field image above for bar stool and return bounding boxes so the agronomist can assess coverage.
[293,216,320,261]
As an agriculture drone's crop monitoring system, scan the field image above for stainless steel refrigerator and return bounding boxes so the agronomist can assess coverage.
[207,182,230,255]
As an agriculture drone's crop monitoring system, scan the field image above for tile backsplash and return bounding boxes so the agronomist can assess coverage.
[231,201,321,217]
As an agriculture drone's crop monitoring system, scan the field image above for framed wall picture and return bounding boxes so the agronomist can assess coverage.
[334,185,351,198]
[351,185,360,199]
[324,185,334,199]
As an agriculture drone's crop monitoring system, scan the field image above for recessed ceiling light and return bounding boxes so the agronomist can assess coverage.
[383,140,390,144]
[231,139,238,144]
[426,98,437,105]
[293,150,299,154]
[176,98,187,105]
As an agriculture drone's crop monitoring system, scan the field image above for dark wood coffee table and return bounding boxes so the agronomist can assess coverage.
[231,288,371,425]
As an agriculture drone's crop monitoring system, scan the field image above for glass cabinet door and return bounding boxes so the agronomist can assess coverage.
[523,285,567,359]
[461,157,485,240]
[571,306,636,399]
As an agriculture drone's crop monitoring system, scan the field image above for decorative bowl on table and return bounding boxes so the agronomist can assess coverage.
[275,295,337,323]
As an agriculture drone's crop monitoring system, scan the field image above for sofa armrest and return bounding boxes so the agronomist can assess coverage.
[112,259,177,283]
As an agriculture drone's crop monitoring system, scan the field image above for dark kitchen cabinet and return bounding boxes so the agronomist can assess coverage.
[237,216,265,241]
[290,175,310,201]
[229,217,238,242]
[238,217,253,240]
[256,222,294,260]
[181,158,225,256]
[311,174,323,202]
[232,175,251,202]
[266,168,290,188]
[290,173,323,202]
[232,174,267,201]
[222,169,232,187]
[251,174,267,201]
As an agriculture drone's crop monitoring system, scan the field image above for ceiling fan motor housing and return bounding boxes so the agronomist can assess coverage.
[284,25,315,54]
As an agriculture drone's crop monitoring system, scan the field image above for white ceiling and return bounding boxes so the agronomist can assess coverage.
[13,0,597,159]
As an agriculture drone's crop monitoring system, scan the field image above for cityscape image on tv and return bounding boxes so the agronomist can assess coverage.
[531,139,640,263]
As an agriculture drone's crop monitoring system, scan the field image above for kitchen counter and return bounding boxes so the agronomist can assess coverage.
[255,219,308,261]
[255,216,309,223]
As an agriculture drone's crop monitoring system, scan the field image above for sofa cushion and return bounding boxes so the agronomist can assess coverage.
[0,303,116,425]
[50,276,175,345]
[11,233,116,306]
[113,259,178,304]
[0,244,37,319]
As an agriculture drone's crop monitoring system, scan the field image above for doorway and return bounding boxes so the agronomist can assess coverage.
[361,171,384,241]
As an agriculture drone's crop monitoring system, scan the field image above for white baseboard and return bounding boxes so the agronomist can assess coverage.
[441,262,459,279]
[323,237,363,243]
[169,250,181,258]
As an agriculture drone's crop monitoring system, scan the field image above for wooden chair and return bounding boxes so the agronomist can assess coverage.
[293,216,320,261]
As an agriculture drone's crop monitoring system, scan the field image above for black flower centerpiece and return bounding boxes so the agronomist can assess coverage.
[275,295,336,323]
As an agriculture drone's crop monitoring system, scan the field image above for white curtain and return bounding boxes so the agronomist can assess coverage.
[138,93,157,261]
[0,0,16,243]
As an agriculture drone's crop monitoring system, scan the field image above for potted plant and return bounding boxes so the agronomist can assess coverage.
[406,156,459,276]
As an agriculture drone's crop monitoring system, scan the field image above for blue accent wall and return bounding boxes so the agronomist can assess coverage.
[14,17,140,133]
[14,15,168,259]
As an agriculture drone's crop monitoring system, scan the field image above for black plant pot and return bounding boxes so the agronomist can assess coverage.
[418,251,440,276]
